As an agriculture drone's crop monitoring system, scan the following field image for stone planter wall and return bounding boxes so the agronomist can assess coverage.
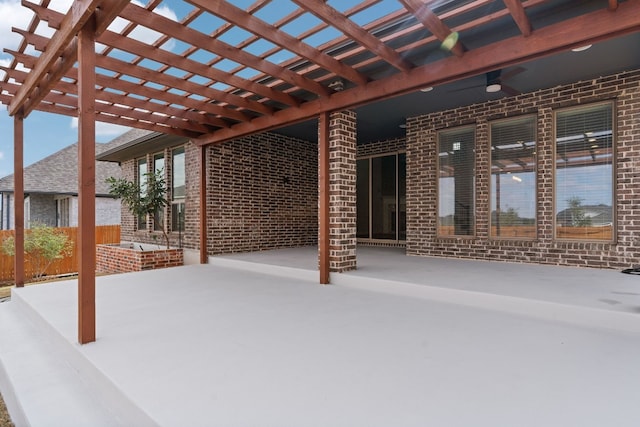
[97,243,183,274]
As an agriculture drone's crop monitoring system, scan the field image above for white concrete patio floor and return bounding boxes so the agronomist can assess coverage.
[1,246,640,426]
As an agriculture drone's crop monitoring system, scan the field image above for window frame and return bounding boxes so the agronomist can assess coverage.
[136,157,148,231]
[355,151,406,243]
[152,152,166,232]
[436,125,477,238]
[170,147,186,233]
[488,114,538,241]
[553,100,616,243]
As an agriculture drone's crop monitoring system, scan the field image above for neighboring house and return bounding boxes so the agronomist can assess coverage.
[98,68,640,270]
[0,128,150,230]
[556,205,613,228]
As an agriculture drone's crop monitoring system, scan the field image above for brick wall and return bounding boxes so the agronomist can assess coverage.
[119,134,317,255]
[96,244,183,274]
[406,69,640,269]
[357,137,405,158]
[201,132,318,255]
[327,111,357,272]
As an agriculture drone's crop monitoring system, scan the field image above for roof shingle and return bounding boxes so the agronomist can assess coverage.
[0,128,152,196]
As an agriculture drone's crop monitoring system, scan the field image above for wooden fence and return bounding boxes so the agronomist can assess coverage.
[0,225,121,283]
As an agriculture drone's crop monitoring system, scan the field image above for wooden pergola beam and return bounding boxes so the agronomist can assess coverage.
[318,112,330,284]
[1,64,212,136]
[191,0,369,86]
[291,0,414,72]
[13,116,25,288]
[77,16,96,345]
[122,2,331,97]
[195,1,640,146]
[398,0,466,57]
[199,146,208,265]
[502,0,532,36]
[9,0,130,117]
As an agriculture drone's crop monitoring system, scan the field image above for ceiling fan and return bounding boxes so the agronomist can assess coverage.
[450,67,526,96]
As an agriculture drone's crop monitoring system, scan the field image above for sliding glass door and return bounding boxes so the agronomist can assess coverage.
[357,153,406,242]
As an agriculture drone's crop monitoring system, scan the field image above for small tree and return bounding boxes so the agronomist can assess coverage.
[106,169,170,248]
[567,196,592,227]
[1,223,73,281]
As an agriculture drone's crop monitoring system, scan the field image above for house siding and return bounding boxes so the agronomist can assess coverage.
[28,194,56,227]
[405,69,640,269]
[95,197,121,226]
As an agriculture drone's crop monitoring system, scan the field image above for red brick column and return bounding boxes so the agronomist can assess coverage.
[328,110,357,272]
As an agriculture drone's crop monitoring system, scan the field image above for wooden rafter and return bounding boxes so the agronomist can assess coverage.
[502,0,532,36]
[398,0,466,57]
[195,1,640,146]
[121,2,331,97]
[189,0,369,86]
[290,0,414,72]
[9,0,130,117]
[5,44,228,131]
[24,1,301,108]
[0,0,635,147]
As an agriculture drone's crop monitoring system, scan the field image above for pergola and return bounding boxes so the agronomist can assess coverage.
[1,0,638,344]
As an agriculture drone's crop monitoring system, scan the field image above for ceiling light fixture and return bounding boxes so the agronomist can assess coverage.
[571,44,592,52]
[420,86,434,92]
[486,70,502,93]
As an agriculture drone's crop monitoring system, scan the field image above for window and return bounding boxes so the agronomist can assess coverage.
[555,102,614,241]
[490,116,537,238]
[356,153,406,241]
[153,153,165,231]
[137,158,147,230]
[56,197,70,227]
[171,147,185,232]
[438,126,475,236]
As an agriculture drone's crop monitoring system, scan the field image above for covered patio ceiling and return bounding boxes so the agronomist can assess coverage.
[1,0,639,146]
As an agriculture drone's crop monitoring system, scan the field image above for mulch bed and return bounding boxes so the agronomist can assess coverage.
[0,393,14,427]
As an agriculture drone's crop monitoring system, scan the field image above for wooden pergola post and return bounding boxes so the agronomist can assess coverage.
[318,112,330,284]
[13,115,25,288]
[199,145,208,264]
[77,17,97,344]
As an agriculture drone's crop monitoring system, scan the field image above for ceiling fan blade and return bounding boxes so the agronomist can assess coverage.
[447,83,484,93]
[500,66,526,81]
[500,83,520,96]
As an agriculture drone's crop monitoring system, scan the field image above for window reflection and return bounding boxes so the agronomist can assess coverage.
[438,126,475,236]
[555,102,613,241]
[490,116,537,238]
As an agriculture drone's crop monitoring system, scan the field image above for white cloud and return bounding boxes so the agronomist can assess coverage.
[107,1,177,48]
[0,0,34,54]
[70,117,131,138]
[0,151,4,160]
